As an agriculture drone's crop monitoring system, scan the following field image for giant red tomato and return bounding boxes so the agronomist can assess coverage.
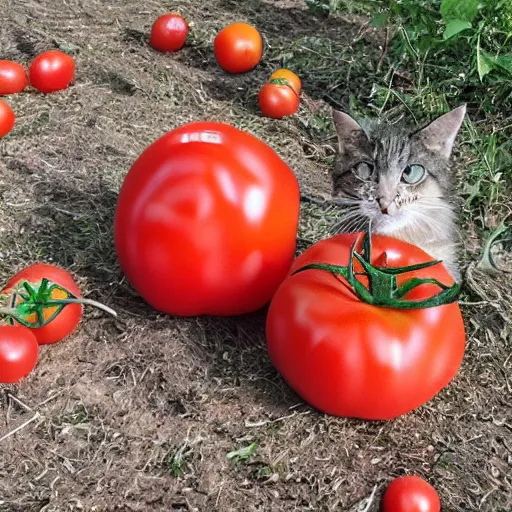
[114,121,300,316]
[29,50,75,94]
[265,232,466,420]
[0,100,15,137]
[2,263,83,344]
[0,325,39,384]
[380,475,441,512]
[0,60,28,95]
[214,22,263,74]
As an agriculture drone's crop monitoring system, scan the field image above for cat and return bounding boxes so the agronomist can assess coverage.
[330,105,466,282]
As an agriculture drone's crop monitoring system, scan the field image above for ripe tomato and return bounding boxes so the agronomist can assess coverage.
[269,68,301,96]
[265,232,466,420]
[2,263,83,344]
[149,13,189,52]
[381,475,441,512]
[29,50,75,94]
[0,325,39,384]
[0,60,28,95]
[114,121,300,317]
[0,100,15,138]
[214,22,263,74]
[258,81,299,119]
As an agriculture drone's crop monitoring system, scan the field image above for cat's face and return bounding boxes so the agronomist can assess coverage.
[331,106,466,236]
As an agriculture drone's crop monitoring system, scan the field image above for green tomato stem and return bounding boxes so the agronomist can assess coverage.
[292,229,461,310]
[0,277,117,329]
[43,298,118,317]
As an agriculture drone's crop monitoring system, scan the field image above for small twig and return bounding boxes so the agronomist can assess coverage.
[0,412,40,442]
[7,394,33,412]
[245,410,310,428]
[377,25,390,73]
[37,392,63,407]
[360,484,378,512]
[215,484,224,507]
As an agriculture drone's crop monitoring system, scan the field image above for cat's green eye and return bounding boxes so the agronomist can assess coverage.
[353,162,375,181]
[402,164,425,184]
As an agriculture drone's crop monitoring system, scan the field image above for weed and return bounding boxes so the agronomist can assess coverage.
[227,441,258,465]
[166,444,194,477]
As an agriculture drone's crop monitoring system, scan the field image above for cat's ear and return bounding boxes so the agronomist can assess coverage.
[414,105,466,159]
[332,109,368,153]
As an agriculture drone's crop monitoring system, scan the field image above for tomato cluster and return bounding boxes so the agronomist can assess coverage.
[0,50,75,138]
[146,14,301,119]
[0,263,116,384]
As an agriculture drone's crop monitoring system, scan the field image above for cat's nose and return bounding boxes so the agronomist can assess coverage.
[377,197,390,214]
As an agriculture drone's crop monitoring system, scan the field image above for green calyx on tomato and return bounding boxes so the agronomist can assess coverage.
[292,228,461,310]
[0,278,117,329]
[269,77,297,91]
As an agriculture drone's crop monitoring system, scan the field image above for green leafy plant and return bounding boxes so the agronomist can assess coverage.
[227,442,258,464]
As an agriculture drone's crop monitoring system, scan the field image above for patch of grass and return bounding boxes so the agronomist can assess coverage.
[165,437,202,477]
[227,441,258,465]
[302,0,512,233]
[166,445,194,477]
[60,404,90,425]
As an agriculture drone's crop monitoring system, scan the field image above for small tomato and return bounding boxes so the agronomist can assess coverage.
[214,22,263,74]
[150,13,189,52]
[381,475,441,512]
[29,50,75,94]
[0,100,15,138]
[258,80,299,119]
[0,325,39,384]
[2,263,83,345]
[269,68,301,96]
[0,60,28,95]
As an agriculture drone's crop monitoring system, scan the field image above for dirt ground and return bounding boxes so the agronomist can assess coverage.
[1,1,511,511]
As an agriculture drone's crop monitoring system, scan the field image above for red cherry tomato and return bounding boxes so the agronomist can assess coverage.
[114,121,300,317]
[266,232,466,420]
[214,22,263,74]
[29,50,75,94]
[0,60,28,95]
[0,325,39,384]
[258,81,300,119]
[3,263,83,344]
[381,475,441,512]
[0,100,15,138]
[150,13,189,52]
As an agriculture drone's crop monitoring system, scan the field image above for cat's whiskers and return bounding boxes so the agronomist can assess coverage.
[332,197,364,207]
[333,208,367,233]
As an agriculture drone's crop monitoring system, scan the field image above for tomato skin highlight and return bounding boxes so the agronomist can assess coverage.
[29,50,75,94]
[381,475,441,512]
[258,83,299,119]
[3,263,83,345]
[114,121,300,317]
[214,22,263,73]
[265,233,466,420]
[0,325,39,384]
[0,100,15,137]
[269,68,301,96]
[0,60,28,95]
[150,13,189,52]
